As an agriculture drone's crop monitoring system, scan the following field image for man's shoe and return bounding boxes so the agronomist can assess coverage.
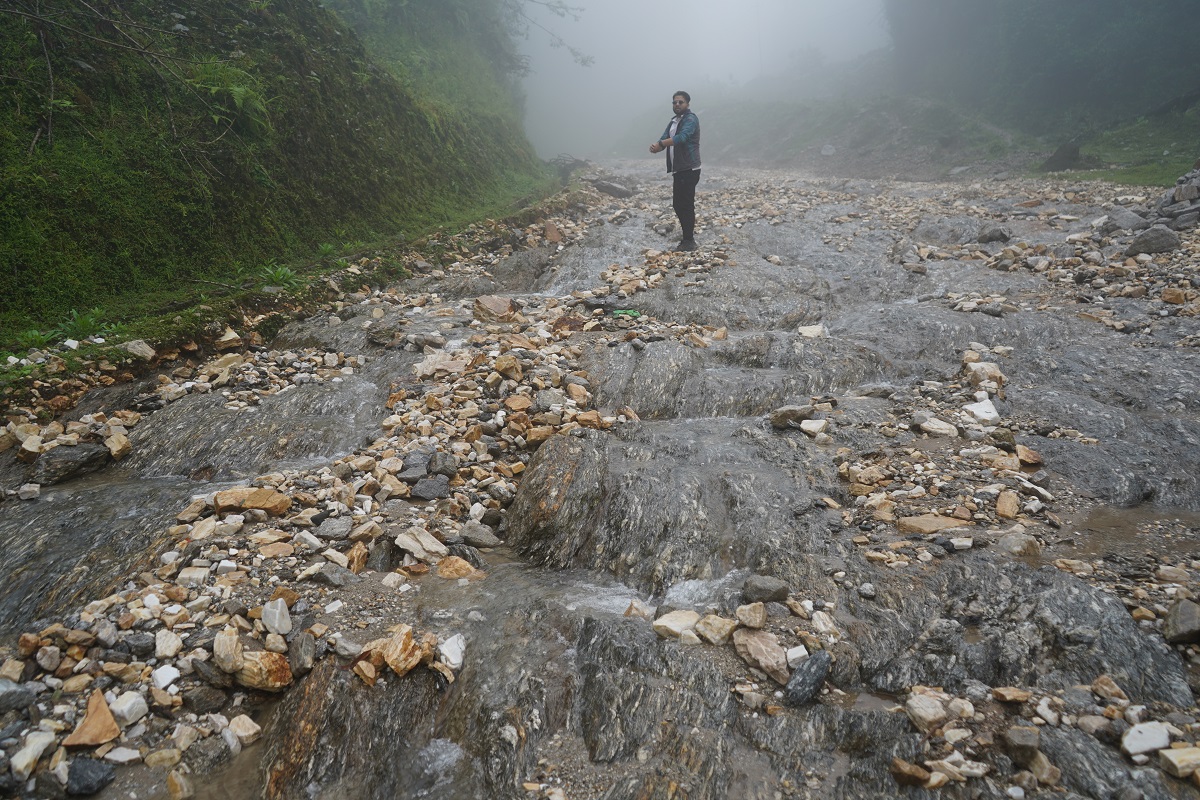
[673,239,698,252]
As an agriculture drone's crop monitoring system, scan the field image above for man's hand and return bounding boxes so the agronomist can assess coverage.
[649,142,662,154]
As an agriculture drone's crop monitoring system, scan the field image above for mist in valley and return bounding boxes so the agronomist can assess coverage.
[517,0,888,160]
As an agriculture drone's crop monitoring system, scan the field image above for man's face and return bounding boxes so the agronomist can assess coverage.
[672,95,689,116]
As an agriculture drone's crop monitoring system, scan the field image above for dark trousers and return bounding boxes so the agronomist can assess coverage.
[672,168,701,240]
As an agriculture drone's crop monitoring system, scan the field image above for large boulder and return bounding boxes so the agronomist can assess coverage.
[1125,224,1180,256]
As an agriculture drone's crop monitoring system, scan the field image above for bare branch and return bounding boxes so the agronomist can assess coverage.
[0,8,229,64]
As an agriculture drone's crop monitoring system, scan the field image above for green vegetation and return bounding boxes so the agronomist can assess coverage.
[0,0,554,348]
[1075,106,1200,185]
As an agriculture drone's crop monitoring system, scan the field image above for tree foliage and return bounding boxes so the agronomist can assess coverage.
[883,0,1200,132]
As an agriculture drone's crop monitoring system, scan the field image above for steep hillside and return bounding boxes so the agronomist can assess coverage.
[0,0,549,335]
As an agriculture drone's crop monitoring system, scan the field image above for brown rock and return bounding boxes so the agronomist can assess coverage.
[1015,445,1043,466]
[214,487,291,516]
[1028,751,1061,786]
[1091,675,1129,703]
[735,602,767,629]
[1163,287,1188,305]
[436,556,478,579]
[215,327,243,351]
[494,354,523,380]
[504,395,533,412]
[269,587,300,608]
[381,625,423,677]
[353,660,377,686]
[576,410,607,429]
[63,689,120,747]
[17,435,42,463]
[995,491,1021,520]
[896,515,973,535]
[732,629,790,685]
[346,541,369,574]
[166,769,194,800]
[474,295,517,322]
[236,651,292,692]
[694,615,737,645]
[993,687,1033,703]
[17,633,40,658]
[526,426,555,445]
[258,542,295,559]
[890,757,931,787]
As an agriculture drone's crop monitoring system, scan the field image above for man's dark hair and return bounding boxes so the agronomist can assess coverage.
[673,90,691,103]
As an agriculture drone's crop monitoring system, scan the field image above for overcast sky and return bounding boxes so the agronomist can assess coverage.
[519,0,888,158]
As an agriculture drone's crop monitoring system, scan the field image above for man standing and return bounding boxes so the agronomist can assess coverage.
[649,91,701,251]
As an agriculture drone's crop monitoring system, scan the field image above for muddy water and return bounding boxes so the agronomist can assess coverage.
[5,165,1199,799]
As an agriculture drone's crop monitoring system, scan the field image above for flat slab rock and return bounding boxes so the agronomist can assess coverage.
[896,515,973,535]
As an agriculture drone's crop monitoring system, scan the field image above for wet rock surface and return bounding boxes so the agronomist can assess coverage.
[1,165,1199,798]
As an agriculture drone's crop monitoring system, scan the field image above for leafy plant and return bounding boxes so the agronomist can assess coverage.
[186,58,273,134]
[16,329,55,349]
[257,262,303,291]
[54,308,112,341]
[315,242,337,259]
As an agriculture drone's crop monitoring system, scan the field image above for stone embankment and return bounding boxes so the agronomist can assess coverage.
[0,164,1199,799]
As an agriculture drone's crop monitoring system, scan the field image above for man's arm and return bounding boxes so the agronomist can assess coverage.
[650,123,673,154]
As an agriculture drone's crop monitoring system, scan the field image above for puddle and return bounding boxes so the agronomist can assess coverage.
[1050,505,1200,561]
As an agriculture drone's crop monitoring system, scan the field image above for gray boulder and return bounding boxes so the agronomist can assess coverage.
[1125,224,1180,256]
[1164,600,1200,644]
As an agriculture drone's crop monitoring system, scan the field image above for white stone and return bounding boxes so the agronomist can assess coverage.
[948,698,975,719]
[104,746,142,765]
[964,399,1001,424]
[381,572,405,589]
[156,629,184,658]
[293,531,322,550]
[261,598,292,635]
[393,526,449,563]
[652,610,700,639]
[1121,721,1170,756]
[811,611,838,636]
[110,691,149,727]
[920,418,959,437]
[17,483,40,500]
[10,731,56,780]
[800,419,828,436]
[152,664,181,690]
[438,634,466,670]
[906,694,947,732]
[325,600,344,614]
[1160,747,1200,778]
[797,324,827,339]
[786,645,810,669]
[322,549,349,568]
[177,566,210,587]
[1035,696,1059,726]
[228,714,262,746]
[215,559,238,575]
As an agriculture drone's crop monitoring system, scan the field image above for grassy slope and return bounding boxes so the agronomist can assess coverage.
[0,0,551,346]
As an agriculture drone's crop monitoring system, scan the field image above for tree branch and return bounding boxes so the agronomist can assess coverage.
[38,26,55,147]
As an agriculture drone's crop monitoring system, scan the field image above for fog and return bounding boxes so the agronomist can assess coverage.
[519,0,887,159]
